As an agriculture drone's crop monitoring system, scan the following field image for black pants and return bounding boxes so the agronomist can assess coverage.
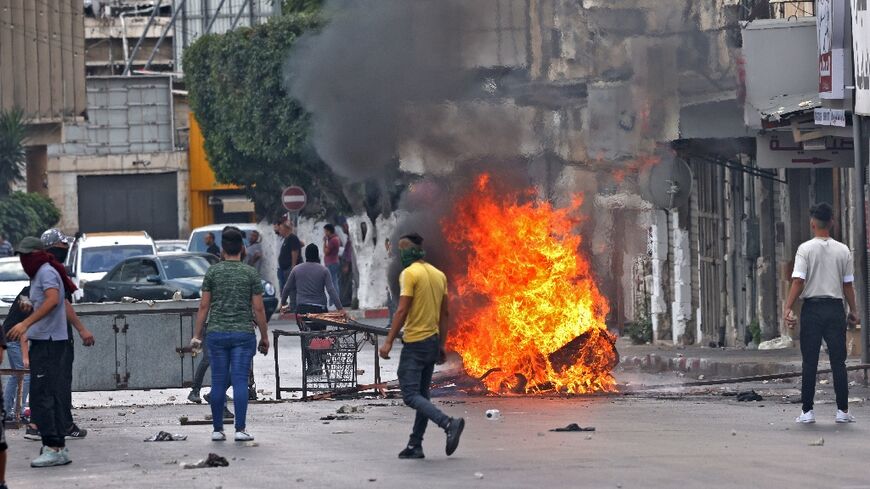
[397,336,449,447]
[297,304,327,371]
[800,298,849,412]
[61,340,75,429]
[29,340,69,448]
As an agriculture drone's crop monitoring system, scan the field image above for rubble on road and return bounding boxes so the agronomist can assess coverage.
[549,423,595,432]
[181,453,230,469]
[758,336,794,350]
[144,431,188,442]
[808,438,825,447]
[736,390,763,402]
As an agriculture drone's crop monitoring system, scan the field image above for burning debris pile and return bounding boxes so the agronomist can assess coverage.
[444,174,618,395]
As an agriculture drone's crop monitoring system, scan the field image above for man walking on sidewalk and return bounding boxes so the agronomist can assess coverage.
[783,203,858,425]
[379,233,464,459]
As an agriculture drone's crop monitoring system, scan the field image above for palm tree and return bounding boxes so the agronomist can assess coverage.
[0,108,26,198]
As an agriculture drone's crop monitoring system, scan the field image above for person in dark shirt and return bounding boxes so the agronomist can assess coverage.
[277,220,302,294]
[2,287,31,423]
[205,233,220,257]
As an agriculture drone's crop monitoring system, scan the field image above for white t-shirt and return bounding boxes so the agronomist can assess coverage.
[791,237,854,300]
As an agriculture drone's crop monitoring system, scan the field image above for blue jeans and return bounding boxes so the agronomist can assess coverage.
[327,264,341,304]
[206,331,256,432]
[4,340,29,418]
[397,335,450,446]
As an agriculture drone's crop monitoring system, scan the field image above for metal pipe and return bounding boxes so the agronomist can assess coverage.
[123,0,163,76]
[120,12,131,72]
[144,0,188,70]
[204,0,228,34]
[854,115,870,364]
[230,0,252,30]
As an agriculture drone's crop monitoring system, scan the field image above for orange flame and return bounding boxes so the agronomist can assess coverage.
[443,174,618,394]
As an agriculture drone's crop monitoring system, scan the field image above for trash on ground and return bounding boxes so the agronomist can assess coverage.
[758,336,794,350]
[736,390,763,402]
[320,415,363,421]
[485,409,501,420]
[819,379,830,385]
[181,453,230,469]
[809,438,825,447]
[144,431,188,442]
[550,423,595,432]
[474,472,484,479]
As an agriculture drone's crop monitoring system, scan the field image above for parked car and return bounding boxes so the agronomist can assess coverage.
[66,232,158,302]
[187,223,258,254]
[83,252,279,318]
[0,257,29,306]
[155,239,188,253]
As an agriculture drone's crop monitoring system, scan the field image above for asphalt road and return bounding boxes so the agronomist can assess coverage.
[5,318,870,488]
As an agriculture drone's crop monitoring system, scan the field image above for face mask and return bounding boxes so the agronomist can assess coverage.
[48,246,69,263]
[400,247,426,268]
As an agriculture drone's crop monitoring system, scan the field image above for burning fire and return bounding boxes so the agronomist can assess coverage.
[443,174,618,394]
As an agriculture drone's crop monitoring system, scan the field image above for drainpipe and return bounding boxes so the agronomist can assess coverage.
[853,116,869,364]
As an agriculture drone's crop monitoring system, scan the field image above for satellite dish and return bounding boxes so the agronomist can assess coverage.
[639,157,693,209]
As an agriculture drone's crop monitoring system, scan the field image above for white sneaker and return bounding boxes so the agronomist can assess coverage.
[836,410,856,423]
[795,410,816,424]
[234,431,254,442]
[211,431,226,441]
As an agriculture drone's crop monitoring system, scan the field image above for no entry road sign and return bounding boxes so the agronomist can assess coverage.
[282,186,307,212]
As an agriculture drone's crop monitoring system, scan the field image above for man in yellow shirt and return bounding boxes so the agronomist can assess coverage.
[380,233,465,459]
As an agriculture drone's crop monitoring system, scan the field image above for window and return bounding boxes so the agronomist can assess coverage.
[0,261,28,282]
[81,245,154,273]
[162,256,212,280]
[110,261,139,283]
[136,260,160,283]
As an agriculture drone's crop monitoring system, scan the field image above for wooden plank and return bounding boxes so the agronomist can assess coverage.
[10,0,26,110]
[59,0,74,116]
[47,0,63,118]
[36,0,50,119]
[0,0,14,109]
[70,0,86,115]
[23,0,38,116]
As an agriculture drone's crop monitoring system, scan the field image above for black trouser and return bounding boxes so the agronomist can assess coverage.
[29,339,68,448]
[397,336,449,447]
[61,340,75,430]
[800,298,849,412]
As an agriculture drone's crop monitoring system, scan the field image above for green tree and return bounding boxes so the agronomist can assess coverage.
[0,108,26,198]
[0,192,61,244]
[185,6,403,221]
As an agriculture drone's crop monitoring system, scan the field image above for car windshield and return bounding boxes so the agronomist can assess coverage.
[162,256,212,279]
[157,242,187,252]
[189,230,251,254]
[0,261,27,281]
[81,245,154,273]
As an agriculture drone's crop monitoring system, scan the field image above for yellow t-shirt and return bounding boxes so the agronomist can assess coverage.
[399,261,447,343]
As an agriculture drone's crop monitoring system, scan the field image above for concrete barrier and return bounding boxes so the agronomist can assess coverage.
[1,300,207,392]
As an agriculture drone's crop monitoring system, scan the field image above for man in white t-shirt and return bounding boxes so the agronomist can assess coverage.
[783,203,858,425]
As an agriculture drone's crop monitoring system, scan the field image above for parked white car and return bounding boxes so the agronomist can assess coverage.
[156,239,188,253]
[0,257,29,306]
[187,223,258,254]
[66,232,158,302]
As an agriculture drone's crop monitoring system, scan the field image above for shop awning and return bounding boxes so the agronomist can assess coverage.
[759,92,820,124]
[210,195,255,214]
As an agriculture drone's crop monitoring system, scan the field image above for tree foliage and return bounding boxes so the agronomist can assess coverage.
[0,192,61,244]
[0,108,26,198]
[185,12,350,219]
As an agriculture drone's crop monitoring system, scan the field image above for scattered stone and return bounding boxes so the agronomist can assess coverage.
[698,375,705,380]
[242,441,259,448]
[320,415,363,421]
[736,390,763,402]
[337,405,365,414]
[809,438,825,447]
[584,435,593,440]
[474,472,484,479]
[164,460,178,465]
[118,412,126,416]
[332,431,353,435]
[368,479,377,482]
[550,423,595,432]
[167,396,177,402]
[144,431,188,442]
[731,430,737,436]
[819,379,830,385]
[182,453,230,469]
[537,432,546,437]
[849,381,858,387]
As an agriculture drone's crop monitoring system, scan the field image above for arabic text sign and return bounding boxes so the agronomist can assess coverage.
[757,132,854,169]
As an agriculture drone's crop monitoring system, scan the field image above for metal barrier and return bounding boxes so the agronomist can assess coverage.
[0,301,207,392]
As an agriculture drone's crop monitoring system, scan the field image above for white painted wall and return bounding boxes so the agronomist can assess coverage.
[649,210,669,339]
[670,210,692,344]
[261,213,398,310]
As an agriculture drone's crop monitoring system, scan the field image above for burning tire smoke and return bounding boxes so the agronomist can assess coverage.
[444,174,618,394]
